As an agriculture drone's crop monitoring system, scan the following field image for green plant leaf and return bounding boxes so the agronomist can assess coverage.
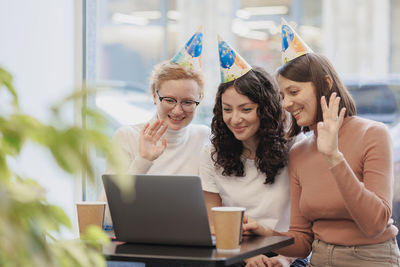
[0,153,10,181]
[80,225,110,247]
[0,66,120,266]
[0,67,18,107]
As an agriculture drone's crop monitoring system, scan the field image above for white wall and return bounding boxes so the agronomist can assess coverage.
[0,0,78,238]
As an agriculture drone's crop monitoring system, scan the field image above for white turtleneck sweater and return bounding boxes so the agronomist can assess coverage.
[101,121,211,225]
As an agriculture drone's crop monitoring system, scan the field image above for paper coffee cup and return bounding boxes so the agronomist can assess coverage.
[76,201,106,236]
[212,206,246,252]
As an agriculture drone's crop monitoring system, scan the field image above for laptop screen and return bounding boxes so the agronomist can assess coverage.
[102,174,214,247]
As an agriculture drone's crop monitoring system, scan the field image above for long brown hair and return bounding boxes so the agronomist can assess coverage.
[211,67,287,184]
[277,53,356,137]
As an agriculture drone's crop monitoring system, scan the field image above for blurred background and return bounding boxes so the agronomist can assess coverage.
[89,0,400,246]
[91,0,400,127]
[0,0,399,240]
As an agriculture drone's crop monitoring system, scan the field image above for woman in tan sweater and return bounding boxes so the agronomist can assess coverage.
[244,52,400,266]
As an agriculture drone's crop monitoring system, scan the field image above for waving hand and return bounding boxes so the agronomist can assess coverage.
[139,120,168,161]
[316,92,346,166]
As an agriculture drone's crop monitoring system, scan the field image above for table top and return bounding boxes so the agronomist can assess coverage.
[103,235,294,266]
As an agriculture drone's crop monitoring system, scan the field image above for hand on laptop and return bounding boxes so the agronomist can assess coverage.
[242,213,275,237]
[140,120,168,161]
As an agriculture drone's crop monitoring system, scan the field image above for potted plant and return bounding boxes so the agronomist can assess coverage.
[0,66,121,266]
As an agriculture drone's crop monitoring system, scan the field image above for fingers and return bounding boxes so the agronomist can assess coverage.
[320,95,328,122]
[242,221,262,235]
[266,258,283,267]
[142,120,167,139]
[161,138,167,150]
[245,255,269,267]
[154,122,168,141]
[338,107,346,125]
[141,123,150,135]
[263,256,280,267]
[147,120,162,136]
[262,256,270,265]
[242,230,254,236]
[328,93,340,122]
[245,255,285,267]
[321,92,343,123]
[242,221,253,232]
[243,213,249,224]
[262,256,275,267]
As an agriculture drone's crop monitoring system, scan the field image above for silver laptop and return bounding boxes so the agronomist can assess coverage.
[102,174,215,247]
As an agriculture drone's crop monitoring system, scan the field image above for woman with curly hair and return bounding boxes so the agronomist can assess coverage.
[200,65,301,266]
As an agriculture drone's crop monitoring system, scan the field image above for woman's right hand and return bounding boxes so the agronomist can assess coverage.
[139,120,168,161]
[316,92,346,166]
[244,254,291,267]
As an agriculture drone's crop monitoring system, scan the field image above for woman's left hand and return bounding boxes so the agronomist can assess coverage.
[317,92,346,166]
[242,213,274,236]
[242,214,257,235]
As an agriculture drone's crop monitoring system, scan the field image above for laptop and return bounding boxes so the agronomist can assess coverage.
[102,174,215,247]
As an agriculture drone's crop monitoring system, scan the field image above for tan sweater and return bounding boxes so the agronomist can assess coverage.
[279,116,399,258]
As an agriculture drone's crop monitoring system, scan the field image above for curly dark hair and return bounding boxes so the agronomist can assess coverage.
[211,67,288,184]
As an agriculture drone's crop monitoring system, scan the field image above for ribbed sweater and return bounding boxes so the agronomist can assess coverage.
[278,116,398,258]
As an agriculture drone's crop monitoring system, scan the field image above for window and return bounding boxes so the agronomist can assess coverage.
[84,3,400,238]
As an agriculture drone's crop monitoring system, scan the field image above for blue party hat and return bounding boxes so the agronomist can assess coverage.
[171,26,203,70]
[217,35,252,83]
[281,18,313,64]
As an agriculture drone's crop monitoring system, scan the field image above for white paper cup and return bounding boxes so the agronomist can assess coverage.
[76,201,106,236]
[212,206,246,252]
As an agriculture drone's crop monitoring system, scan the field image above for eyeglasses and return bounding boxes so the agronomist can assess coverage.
[156,91,200,112]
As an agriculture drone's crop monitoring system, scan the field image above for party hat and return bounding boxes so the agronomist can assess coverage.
[171,27,203,70]
[281,18,313,64]
[218,35,252,83]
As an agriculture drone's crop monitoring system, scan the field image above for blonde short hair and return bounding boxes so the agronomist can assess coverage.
[149,61,204,99]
